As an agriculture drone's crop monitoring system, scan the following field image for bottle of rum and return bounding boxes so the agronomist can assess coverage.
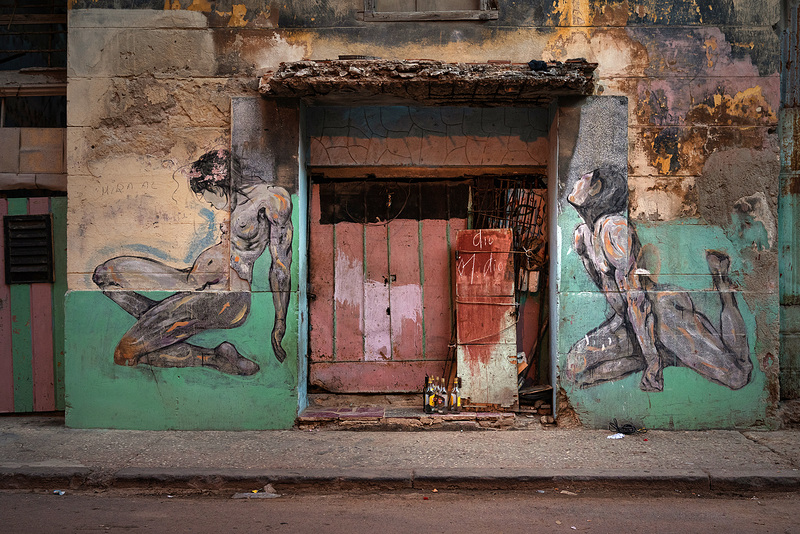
[449,377,461,414]
[423,375,433,414]
[431,376,440,412]
[438,377,448,414]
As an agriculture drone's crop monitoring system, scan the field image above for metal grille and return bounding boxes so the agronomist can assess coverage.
[470,175,548,292]
[4,214,53,284]
[0,0,67,71]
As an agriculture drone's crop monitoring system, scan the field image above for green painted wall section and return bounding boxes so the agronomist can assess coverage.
[51,197,67,411]
[557,215,771,429]
[8,198,33,412]
[64,195,302,430]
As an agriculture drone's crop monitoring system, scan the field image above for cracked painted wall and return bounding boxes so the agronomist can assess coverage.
[307,106,549,167]
[65,0,781,428]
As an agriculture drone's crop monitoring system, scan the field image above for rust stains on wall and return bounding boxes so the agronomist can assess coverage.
[162,0,279,27]
[629,177,697,221]
[686,87,777,126]
[634,85,776,176]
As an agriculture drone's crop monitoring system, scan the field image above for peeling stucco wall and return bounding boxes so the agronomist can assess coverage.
[66,0,781,429]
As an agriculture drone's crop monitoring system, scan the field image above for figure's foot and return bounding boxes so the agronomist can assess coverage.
[639,364,664,392]
[204,342,259,376]
[706,250,732,290]
[271,321,287,363]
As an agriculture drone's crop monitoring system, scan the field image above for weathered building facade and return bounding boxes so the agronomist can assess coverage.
[1,3,67,415]
[58,0,795,429]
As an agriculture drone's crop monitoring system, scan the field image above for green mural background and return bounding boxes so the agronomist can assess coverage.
[64,196,301,430]
[558,212,770,429]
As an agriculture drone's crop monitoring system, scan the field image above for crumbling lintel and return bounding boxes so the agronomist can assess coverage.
[259,59,597,107]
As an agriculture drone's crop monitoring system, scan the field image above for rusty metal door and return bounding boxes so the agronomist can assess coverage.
[454,228,518,408]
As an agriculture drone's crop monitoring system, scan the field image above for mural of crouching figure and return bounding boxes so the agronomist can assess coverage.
[92,149,293,375]
[565,166,752,392]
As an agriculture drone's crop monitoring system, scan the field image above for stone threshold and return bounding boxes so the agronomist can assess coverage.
[296,406,518,431]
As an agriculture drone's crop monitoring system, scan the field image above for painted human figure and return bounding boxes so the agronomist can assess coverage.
[565,166,752,391]
[92,149,293,375]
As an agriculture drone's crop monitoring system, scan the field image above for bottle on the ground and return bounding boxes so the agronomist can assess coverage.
[449,377,461,414]
[437,377,448,413]
[423,375,433,414]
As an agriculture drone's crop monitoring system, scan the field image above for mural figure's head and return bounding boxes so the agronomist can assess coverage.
[567,165,627,225]
[188,149,238,210]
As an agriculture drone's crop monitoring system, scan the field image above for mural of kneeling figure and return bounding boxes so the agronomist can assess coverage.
[92,149,293,375]
[565,165,752,392]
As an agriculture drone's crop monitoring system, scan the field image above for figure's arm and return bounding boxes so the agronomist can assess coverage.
[601,219,663,391]
[263,188,293,363]
[574,224,602,288]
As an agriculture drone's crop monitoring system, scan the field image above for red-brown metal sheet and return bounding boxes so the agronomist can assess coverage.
[309,361,452,393]
[333,221,365,361]
[421,219,451,359]
[454,229,515,297]
[388,219,423,360]
[455,229,518,408]
[364,223,391,361]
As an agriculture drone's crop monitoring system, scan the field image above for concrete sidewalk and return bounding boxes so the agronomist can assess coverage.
[1,414,799,495]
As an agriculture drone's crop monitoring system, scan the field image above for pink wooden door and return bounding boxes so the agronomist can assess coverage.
[455,229,518,408]
[308,183,465,393]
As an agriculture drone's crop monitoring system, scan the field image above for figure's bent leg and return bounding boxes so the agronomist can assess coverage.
[113,291,258,376]
[93,256,194,291]
[94,257,198,319]
[650,252,752,390]
[706,251,750,359]
[579,356,650,388]
[102,291,158,319]
[638,309,664,392]
[138,341,259,376]
[566,315,644,387]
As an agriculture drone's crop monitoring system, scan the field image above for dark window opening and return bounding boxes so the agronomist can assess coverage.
[316,179,471,224]
[470,174,548,289]
[1,95,65,127]
[0,0,67,71]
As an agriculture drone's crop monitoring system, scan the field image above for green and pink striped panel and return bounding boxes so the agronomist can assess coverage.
[0,197,66,413]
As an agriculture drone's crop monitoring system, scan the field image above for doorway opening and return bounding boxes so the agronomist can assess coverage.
[304,170,551,424]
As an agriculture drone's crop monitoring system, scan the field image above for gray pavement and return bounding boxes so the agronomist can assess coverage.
[1,414,799,494]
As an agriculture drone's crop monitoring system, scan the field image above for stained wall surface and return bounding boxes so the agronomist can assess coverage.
[66,1,781,429]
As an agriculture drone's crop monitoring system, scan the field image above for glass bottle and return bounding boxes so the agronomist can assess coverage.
[438,377,448,414]
[423,375,433,414]
[449,377,461,414]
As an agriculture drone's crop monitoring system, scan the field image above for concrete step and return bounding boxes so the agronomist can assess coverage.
[297,406,520,430]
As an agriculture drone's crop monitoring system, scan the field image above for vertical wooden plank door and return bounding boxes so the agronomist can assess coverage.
[308,183,459,393]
